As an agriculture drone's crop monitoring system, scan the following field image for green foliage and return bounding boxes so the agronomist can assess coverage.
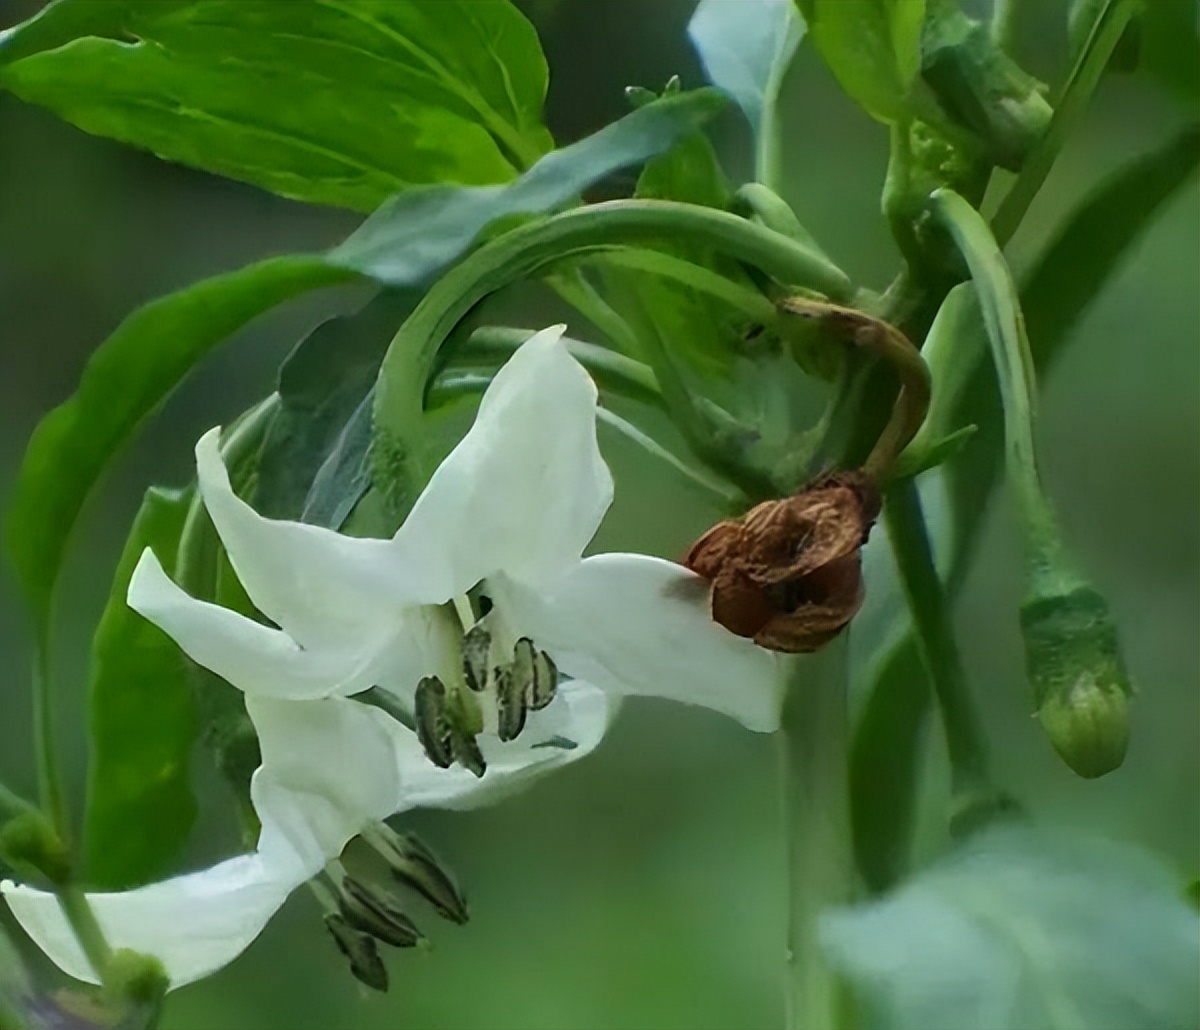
[0,0,552,210]
[796,0,926,123]
[824,825,1200,1030]
[255,291,419,524]
[84,486,197,889]
[689,0,804,181]
[3,255,355,624]
[1139,0,1200,112]
[331,88,728,282]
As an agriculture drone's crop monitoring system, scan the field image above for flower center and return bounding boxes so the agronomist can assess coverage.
[412,590,560,778]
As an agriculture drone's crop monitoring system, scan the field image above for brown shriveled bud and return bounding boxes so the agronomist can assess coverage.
[684,470,880,653]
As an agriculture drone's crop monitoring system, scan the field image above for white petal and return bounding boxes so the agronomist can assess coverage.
[251,684,614,821]
[393,326,615,601]
[497,554,785,732]
[194,427,413,650]
[128,551,379,700]
[2,851,304,989]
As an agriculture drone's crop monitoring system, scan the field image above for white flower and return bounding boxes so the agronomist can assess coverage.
[3,326,781,988]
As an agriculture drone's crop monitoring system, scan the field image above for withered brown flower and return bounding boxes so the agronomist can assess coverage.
[684,471,880,653]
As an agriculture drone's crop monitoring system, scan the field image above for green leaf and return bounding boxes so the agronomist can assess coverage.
[255,290,419,522]
[796,0,926,123]
[688,0,804,176]
[0,0,552,211]
[3,254,355,623]
[824,825,1200,1030]
[331,88,728,281]
[84,486,197,889]
[1138,0,1200,112]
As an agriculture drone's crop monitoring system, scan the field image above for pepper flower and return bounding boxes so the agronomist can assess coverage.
[3,326,781,988]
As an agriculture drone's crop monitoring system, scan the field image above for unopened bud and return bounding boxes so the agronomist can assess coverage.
[1021,583,1133,778]
[339,878,424,949]
[0,811,70,886]
[921,1,1053,170]
[324,913,388,992]
[684,470,880,653]
[103,948,169,1010]
[384,832,469,926]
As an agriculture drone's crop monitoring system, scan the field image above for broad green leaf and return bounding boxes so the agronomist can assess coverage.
[796,0,926,123]
[688,0,805,168]
[1138,0,1200,112]
[3,254,356,622]
[824,825,1200,1030]
[332,89,728,281]
[0,0,552,211]
[254,290,418,522]
[84,486,196,889]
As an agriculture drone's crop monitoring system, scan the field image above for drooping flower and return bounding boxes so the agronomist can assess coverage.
[3,326,781,987]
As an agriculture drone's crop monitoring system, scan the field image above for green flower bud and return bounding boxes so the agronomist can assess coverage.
[1020,583,1134,778]
[922,0,1053,170]
[0,811,70,886]
[103,948,169,1009]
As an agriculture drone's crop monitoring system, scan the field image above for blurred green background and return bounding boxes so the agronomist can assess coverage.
[1,1,1196,1027]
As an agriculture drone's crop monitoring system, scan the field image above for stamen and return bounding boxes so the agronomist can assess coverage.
[461,621,491,693]
[451,594,476,633]
[364,824,469,926]
[494,665,528,743]
[324,912,388,992]
[414,677,454,769]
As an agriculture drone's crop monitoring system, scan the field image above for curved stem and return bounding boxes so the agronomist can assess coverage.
[464,326,663,408]
[931,189,1061,563]
[777,297,931,482]
[779,638,853,1030]
[731,184,830,260]
[546,266,645,357]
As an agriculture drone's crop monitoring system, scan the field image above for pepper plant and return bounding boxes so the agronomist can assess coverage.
[0,1,1197,1028]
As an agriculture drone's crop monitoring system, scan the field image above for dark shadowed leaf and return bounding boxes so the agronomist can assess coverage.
[331,89,728,282]
[84,486,197,889]
[3,254,355,623]
[688,0,805,140]
[1138,0,1200,112]
[255,290,419,521]
[796,0,925,123]
[0,0,552,210]
[824,825,1200,1030]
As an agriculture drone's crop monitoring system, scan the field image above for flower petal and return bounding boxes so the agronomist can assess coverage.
[393,326,615,601]
[194,427,412,650]
[497,554,785,731]
[128,551,379,700]
[2,852,303,989]
[249,685,614,821]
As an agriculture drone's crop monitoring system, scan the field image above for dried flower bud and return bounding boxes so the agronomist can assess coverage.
[684,471,880,653]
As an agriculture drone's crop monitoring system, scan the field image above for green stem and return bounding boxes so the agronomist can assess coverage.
[756,109,784,196]
[931,189,1060,562]
[31,627,67,841]
[990,0,1019,49]
[547,266,645,357]
[779,638,854,1030]
[884,481,991,800]
[55,885,113,982]
[990,0,1138,247]
[731,183,830,259]
[0,783,38,823]
[464,325,663,407]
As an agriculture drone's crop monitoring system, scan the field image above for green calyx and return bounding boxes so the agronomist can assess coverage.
[1020,583,1133,778]
[103,948,169,1009]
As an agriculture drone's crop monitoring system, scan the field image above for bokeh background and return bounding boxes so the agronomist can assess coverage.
[1,1,1196,1027]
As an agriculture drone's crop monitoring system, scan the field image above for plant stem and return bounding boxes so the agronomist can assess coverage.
[884,481,991,801]
[778,637,853,1030]
[0,782,38,823]
[55,885,113,982]
[990,0,1138,247]
[732,183,830,259]
[31,627,67,841]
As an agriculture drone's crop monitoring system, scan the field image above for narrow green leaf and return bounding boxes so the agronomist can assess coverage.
[84,486,197,889]
[689,0,804,184]
[3,254,355,622]
[0,0,552,210]
[331,89,728,282]
[824,825,1200,1030]
[796,0,926,123]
